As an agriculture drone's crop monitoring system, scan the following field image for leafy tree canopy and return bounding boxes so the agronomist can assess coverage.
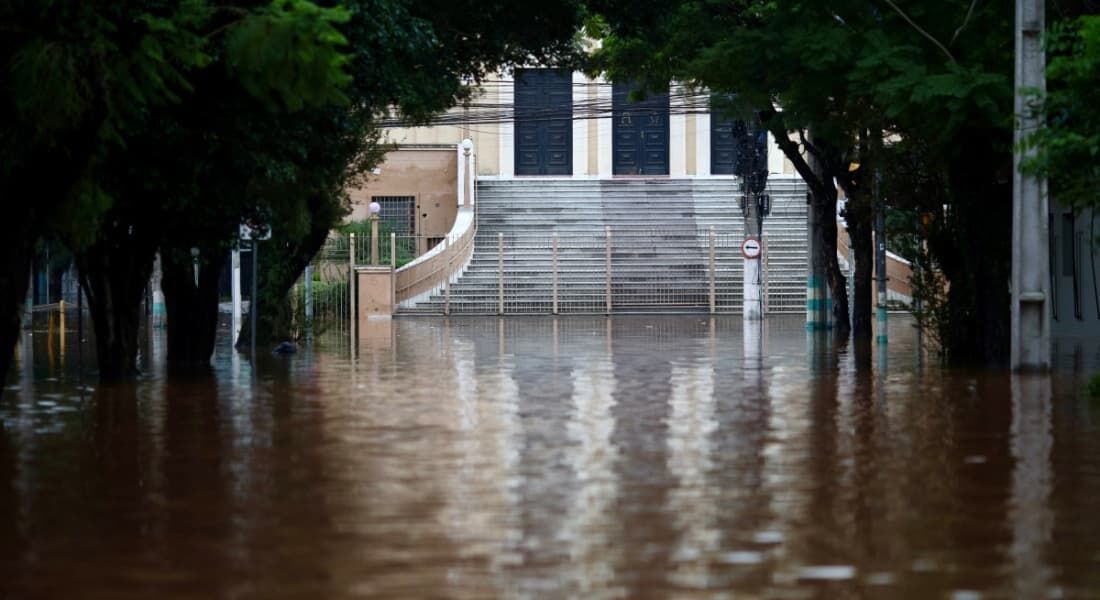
[1024,14,1100,210]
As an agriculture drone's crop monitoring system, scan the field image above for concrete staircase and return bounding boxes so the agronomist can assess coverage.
[399,177,809,314]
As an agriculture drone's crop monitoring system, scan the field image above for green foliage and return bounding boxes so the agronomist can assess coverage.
[908,247,949,357]
[587,0,1016,363]
[1022,15,1100,211]
[226,0,352,112]
[1088,372,1100,401]
[335,219,416,267]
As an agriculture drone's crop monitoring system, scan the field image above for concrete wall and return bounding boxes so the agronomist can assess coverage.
[348,149,458,246]
[384,76,502,176]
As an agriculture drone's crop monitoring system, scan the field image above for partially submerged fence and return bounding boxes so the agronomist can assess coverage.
[289,236,352,339]
[407,225,804,315]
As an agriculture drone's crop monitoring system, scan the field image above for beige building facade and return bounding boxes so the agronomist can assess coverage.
[347,70,799,249]
[379,72,796,179]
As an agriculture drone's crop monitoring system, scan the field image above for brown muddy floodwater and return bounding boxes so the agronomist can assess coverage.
[1,315,1099,599]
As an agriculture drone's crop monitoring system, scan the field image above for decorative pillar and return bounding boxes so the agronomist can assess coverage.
[572,72,589,177]
[499,72,515,178]
[670,83,688,177]
[596,75,613,177]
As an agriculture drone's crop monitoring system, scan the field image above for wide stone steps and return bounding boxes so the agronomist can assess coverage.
[397,177,809,315]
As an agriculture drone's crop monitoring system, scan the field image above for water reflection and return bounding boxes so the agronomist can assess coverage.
[0,315,1097,598]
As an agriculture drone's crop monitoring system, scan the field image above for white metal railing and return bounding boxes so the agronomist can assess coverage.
[393,217,477,309]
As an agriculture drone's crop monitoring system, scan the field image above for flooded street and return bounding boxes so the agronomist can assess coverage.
[2,315,1099,598]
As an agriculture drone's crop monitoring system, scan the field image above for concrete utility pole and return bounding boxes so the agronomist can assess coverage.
[743,181,763,320]
[1011,0,1050,371]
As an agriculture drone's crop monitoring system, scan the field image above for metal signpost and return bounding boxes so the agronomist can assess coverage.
[240,222,271,358]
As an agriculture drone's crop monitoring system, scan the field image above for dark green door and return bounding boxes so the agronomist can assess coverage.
[612,82,669,175]
[514,69,572,175]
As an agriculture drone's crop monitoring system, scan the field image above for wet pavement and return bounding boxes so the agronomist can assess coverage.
[2,315,1099,598]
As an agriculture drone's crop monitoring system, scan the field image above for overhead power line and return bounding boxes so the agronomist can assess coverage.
[378,87,743,129]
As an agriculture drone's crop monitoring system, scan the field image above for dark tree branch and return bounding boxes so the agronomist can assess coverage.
[951,0,980,45]
[881,0,958,64]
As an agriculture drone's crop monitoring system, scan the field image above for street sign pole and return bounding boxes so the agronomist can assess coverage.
[251,240,258,358]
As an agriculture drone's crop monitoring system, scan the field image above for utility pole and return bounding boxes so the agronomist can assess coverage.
[1011,0,1050,371]
[741,125,768,321]
[743,178,763,320]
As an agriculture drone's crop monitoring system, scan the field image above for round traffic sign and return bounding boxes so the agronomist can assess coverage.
[741,237,762,259]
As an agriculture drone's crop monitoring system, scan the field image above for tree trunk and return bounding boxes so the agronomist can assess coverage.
[77,239,157,381]
[763,119,850,337]
[811,175,851,338]
[0,235,33,383]
[161,247,225,374]
[848,198,875,340]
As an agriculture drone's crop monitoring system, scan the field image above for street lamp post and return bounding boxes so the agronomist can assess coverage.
[461,138,474,209]
[369,201,381,265]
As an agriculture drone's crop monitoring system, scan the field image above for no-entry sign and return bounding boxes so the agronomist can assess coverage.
[741,237,762,259]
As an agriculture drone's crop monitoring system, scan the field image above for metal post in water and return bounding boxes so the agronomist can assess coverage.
[762,234,770,314]
[875,177,888,345]
[304,264,313,339]
[444,255,452,316]
[232,246,242,346]
[349,232,357,340]
[76,275,82,357]
[58,299,65,358]
[552,232,559,315]
[708,226,716,314]
[251,239,258,357]
[605,226,612,315]
[23,269,32,329]
[498,232,504,315]
[391,232,397,313]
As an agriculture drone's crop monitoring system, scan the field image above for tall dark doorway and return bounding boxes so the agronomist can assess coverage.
[514,68,572,175]
[710,108,746,175]
[612,82,669,175]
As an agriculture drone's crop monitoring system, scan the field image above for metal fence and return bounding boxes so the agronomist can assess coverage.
[407,226,802,316]
[289,236,352,339]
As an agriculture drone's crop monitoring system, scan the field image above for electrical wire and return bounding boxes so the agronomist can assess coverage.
[379,85,733,129]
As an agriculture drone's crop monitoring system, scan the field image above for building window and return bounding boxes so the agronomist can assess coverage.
[372,196,416,236]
